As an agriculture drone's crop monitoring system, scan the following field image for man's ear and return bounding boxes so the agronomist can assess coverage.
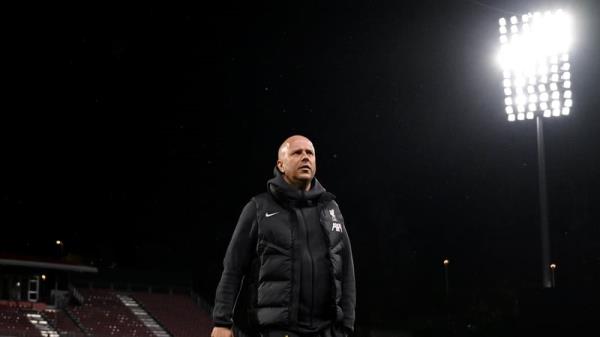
[276,160,284,173]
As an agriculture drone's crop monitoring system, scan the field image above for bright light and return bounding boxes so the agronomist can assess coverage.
[550,263,557,269]
[515,86,524,95]
[529,94,538,103]
[443,259,449,266]
[497,9,574,121]
[41,275,47,281]
[506,106,514,114]
[527,112,535,119]
[528,76,537,85]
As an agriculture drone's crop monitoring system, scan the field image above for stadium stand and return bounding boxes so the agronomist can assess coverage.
[115,294,169,337]
[45,309,86,337]
[0,305,42,337]
[1,254,213,337]
[132,292,212,337]
[25,312,60,337]
[69,289,154,337]
[1,288,213,337]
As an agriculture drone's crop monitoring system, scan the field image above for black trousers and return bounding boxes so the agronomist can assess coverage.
[258,325,345,337]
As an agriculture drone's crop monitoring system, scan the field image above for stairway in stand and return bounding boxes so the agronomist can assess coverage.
[117,294,171,337]
[26,312,60,337]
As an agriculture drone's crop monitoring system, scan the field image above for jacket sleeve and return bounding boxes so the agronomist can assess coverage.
[213,200,258,328]
[341,209,356,332]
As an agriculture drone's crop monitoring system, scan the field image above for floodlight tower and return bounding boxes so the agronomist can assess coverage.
[497,10,574,288]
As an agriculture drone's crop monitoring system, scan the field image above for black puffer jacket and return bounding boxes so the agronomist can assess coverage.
[213,170,356,334]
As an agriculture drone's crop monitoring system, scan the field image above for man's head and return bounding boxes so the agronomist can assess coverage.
[276,135,316,191]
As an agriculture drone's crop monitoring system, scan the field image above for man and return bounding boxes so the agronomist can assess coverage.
[211,135,356,337]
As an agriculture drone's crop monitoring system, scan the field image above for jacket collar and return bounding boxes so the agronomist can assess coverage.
[267,167,335,206]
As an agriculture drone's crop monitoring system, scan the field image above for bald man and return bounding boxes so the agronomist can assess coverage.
[212,135,356,337]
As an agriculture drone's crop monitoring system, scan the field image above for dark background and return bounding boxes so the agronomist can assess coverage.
[3,0,600,335]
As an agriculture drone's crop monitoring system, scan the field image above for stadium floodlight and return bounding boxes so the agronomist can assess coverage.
[497,9,574,122]
[495,9,575,289]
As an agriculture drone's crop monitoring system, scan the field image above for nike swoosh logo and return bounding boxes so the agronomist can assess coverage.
[265,212,280,218]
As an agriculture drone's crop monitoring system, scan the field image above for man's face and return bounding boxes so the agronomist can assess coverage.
[277,137,317,188]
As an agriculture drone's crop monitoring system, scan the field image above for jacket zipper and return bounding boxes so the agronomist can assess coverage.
[304,209,315,327]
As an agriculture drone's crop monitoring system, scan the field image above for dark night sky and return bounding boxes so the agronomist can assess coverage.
[3,0,600,325]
